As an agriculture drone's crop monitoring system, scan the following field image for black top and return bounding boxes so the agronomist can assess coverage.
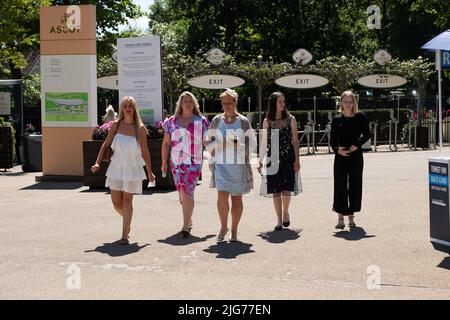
[330,112,371,153]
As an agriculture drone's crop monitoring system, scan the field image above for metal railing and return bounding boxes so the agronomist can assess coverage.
[255,109,442,155]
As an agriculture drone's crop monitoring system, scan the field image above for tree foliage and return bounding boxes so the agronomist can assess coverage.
[0,0,142,78]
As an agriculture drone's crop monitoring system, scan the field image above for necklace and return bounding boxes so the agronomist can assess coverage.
[224,113,238,122]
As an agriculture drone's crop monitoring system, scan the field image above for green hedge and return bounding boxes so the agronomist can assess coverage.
[0,116,16,162]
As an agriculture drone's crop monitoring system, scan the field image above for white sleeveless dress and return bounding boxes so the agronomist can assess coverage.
[105,133,147,194]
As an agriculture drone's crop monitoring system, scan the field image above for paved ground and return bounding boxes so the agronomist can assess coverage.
[1,147,449,299]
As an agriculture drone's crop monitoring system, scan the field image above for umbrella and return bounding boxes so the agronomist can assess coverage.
[422,29,450,51]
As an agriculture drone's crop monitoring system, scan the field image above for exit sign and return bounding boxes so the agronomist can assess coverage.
[442,50,450,69]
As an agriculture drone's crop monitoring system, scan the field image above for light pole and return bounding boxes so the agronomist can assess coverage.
[256,55,264,130]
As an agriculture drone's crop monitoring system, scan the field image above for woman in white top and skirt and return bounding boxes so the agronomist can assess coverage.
[91,96,155,245]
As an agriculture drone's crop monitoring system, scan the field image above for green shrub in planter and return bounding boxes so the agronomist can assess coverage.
[0,117,16,169]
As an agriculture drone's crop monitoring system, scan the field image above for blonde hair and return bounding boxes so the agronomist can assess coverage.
[117,96,146,143]
[339,90,358,115]
[174,91,202,117]
[220,88,239,105]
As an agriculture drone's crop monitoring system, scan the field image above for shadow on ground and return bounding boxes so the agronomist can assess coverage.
[333,227,376,241]
[257,228,302,244]
[0,171,28,177]
[84,241,150,257]
[157,233,215,246]
[203,241,255,259]
[437,256,450,270]
[79,188,110,193]
[20,182,84,190]
[143,188,179,195]
[79,187,178,195]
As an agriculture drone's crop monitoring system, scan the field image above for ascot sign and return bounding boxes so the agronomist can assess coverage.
[206,48,226,65]
[357,74,407,88]
[49,6,81,33]
[275,74,329,89]
[187,75,245,89]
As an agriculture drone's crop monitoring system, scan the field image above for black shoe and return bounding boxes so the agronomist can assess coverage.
[274,225,283,231]
[118,238,129,245]
[180,230,190,238]
[282,214,290,227]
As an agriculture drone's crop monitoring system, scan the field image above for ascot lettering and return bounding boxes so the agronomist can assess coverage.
[49,26,80,34]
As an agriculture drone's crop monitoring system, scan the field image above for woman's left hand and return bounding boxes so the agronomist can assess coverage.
[148,170,156,183]
[349,145,358,153]
[293,162,300,172]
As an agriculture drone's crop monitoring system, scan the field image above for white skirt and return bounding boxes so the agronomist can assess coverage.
[105,178,143,194]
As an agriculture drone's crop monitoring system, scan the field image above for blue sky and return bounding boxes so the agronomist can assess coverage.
[118,0,154,32]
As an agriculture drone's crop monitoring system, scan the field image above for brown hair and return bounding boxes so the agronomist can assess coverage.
[174,91,202,117]
[266,91,289,121]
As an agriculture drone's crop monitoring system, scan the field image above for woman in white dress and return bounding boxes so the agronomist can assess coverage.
[91,96,156,245]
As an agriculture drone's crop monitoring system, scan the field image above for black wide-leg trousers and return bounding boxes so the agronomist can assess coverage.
[333,151,364,215]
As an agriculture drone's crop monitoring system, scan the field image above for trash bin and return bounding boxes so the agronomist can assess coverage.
[428,157,450,253]
[22,134,42,172]
[443,117,450,143]
[416,125,429,148]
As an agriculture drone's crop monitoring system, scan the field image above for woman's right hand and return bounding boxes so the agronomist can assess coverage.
[91,163,100,173]
[257,162,262,174]
[161,164,168,177]
[338,148,350,157]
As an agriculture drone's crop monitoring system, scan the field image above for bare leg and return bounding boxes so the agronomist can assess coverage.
[272,193,282,227]
[335,213,345,230]
[121,192,134,241]
[110,190,124,216]
[180,190,194,232]
[217,191,230,236]
[230,195,243,240]
[348,214,355,228]
[282,191,291,223]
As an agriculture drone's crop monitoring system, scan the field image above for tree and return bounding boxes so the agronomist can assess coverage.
[0,0,143,79]
[148,0,450,63]
[229,57,292,128]
[316,56,374,94]
[52,0,143,57]
[369,0,450,59]
[23,74,41,107]
[387,57,434,123]
[0,0,52,79]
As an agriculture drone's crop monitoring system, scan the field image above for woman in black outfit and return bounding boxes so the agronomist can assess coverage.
[330,90,371,230]
[258,92,301,230]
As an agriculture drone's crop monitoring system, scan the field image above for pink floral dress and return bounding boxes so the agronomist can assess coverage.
[163,115,210,201]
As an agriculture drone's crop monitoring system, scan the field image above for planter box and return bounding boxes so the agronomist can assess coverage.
[22,134,42,172]
[83,139,175,189]
[0,127,13,170]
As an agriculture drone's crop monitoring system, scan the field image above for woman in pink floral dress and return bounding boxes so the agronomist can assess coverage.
[162,91,210,238]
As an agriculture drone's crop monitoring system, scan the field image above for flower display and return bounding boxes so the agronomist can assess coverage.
[25,124,35,135]
[92,121,113,140]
